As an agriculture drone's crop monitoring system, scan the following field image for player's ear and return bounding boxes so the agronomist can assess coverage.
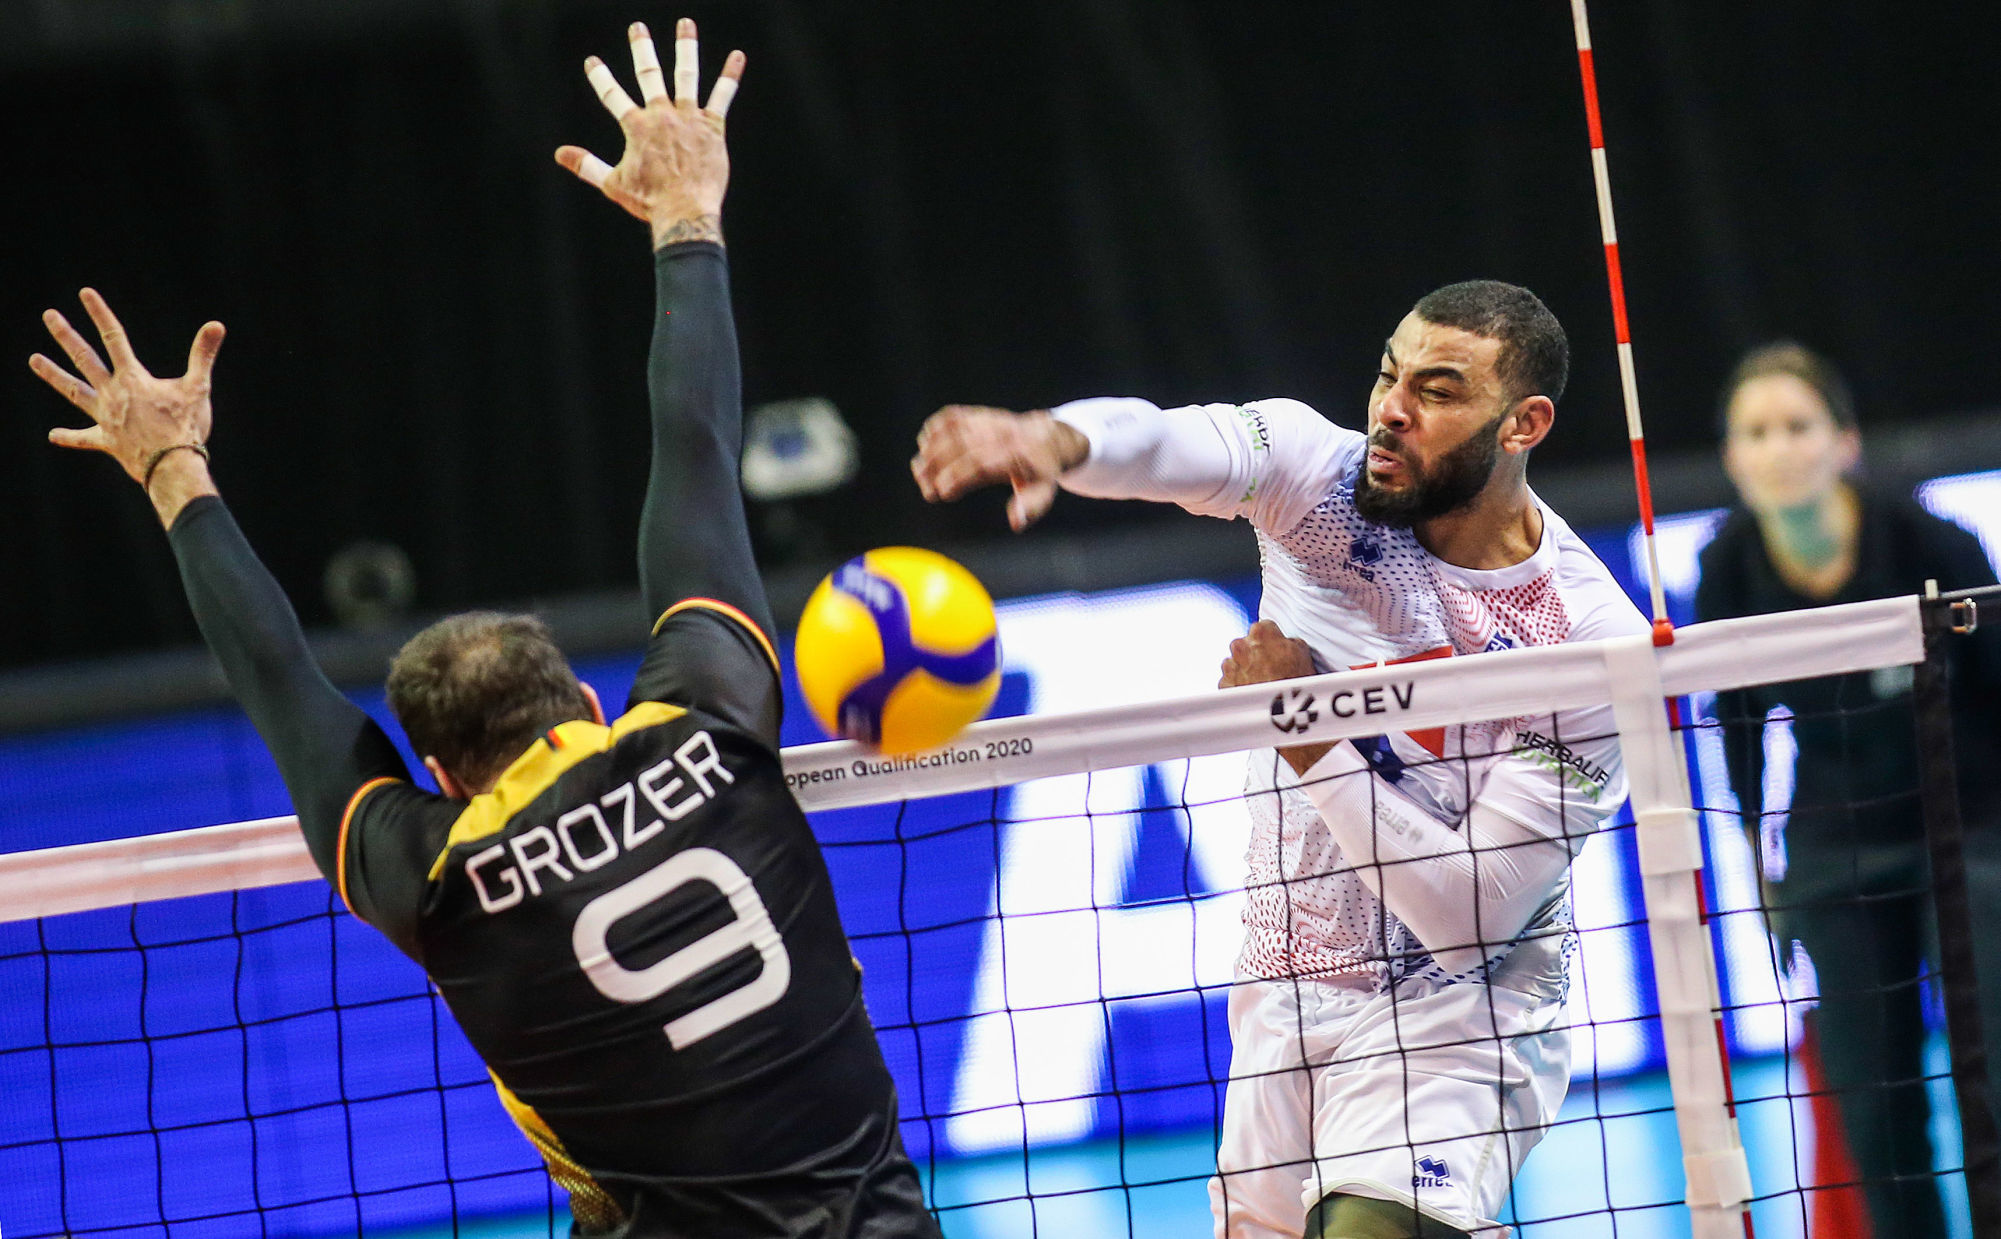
[580,681,607,726]
[424,755,470,801]
[1505,395,1554,454]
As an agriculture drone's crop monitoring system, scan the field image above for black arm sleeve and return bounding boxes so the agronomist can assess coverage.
[168,496,410,882]
[631,241,782,745]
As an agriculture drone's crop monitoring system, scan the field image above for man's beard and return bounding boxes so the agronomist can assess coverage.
[1353,414,1504,528]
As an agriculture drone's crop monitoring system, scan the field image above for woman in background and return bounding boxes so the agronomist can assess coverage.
[1697,342,2001,1235]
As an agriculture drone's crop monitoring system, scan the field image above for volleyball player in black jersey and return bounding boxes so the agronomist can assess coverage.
[29,20,940,1238]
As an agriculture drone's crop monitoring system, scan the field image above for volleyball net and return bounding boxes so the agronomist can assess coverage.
[1,591,1994,1238]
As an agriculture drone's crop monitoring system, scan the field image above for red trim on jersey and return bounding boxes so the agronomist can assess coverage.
[654,597,781,674]
[336,777,403,916]
[1352,645,1454,757]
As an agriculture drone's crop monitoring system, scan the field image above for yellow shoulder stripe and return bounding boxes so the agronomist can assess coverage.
[653,597,781,675]
[424,700,687,881]
[336,777,404,916]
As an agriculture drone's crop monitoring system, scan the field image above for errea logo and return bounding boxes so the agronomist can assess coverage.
[1348,531,1384,581]
[1412,1155,1452,1188]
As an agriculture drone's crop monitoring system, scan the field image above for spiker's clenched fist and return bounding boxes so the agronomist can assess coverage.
[910,405,1089,532]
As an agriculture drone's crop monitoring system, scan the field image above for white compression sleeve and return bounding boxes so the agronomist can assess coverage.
[1049,397,1242,514]
[1052,396,1354,530]
[1284,743,1575,976]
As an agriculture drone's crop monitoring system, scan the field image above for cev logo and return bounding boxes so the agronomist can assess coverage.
[1268,687,1320,734]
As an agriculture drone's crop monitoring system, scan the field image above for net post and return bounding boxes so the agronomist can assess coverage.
[1917,584,2001,1230]
[1603,635,1753,1238]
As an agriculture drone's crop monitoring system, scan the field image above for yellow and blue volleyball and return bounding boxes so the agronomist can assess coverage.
[794,547,1001,754]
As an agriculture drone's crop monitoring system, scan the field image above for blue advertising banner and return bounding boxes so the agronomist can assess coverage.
[2,474,1996,1236]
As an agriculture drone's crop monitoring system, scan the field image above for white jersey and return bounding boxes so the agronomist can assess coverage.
[1054,396,1648,993]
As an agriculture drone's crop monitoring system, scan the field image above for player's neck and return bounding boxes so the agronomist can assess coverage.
[1415,477,1542,571]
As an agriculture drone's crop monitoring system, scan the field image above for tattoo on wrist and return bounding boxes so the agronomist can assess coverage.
[654,215,724,249]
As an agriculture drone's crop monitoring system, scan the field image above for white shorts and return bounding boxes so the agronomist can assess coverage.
[1207,973,1570,1239]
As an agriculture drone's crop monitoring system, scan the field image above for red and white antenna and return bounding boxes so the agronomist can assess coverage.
[1570,0,1673,647]
[1570,14,1757,1239]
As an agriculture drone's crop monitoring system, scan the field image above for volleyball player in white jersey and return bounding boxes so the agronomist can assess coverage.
[912,281,1648,1239]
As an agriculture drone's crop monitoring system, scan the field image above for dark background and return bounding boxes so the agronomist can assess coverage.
[4,0,1996,670]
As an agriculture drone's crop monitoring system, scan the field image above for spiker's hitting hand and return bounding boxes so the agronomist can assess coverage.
[555,18,745,247]
[911,406,1090,532]
[30,289,224,523]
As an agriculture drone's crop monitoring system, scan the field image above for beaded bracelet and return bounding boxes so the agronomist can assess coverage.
[142,442,210,494]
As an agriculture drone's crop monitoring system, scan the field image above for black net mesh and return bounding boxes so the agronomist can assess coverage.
[3,616,1996,1238]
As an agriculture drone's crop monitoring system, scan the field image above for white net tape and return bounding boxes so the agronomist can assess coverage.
[0,595,1920,923]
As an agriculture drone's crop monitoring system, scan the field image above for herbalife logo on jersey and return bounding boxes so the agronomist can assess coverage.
[1412,1156,1452,1189]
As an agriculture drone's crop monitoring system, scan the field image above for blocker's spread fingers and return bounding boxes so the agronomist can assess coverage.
[673,18,699,107]
[585,55,639,122]
[78,288,142,373]
[184,321,226,389]
[555,145,615,189]
[47,423,109,452]
[42,308,111,387]
[706,50,744,119]
[629,22,668,104]
[29,353,97,414]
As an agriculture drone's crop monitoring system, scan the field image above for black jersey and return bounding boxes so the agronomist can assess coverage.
[336,603,938,1237]
[1696,491,2001,896]
[160,245,939,1237]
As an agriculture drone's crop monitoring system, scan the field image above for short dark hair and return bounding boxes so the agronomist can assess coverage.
[386,612,593,791]
[1718,341,1856,433]
[1412,280,1570,406]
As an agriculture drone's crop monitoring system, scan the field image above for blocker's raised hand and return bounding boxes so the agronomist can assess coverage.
[555,17,745,245]
[30,288,224,490]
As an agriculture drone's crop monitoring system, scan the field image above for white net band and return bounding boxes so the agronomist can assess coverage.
[0,594,1920,925]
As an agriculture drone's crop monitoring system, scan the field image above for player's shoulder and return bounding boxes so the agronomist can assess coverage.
[348,776,457,831]
[1541,509,1649,641]
[339,776,459,956]
[1237,397,1362,447]
[1234,398,1365,500]
[429,706,733,842]
[554,700,776,790]
[416,704,779,893]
